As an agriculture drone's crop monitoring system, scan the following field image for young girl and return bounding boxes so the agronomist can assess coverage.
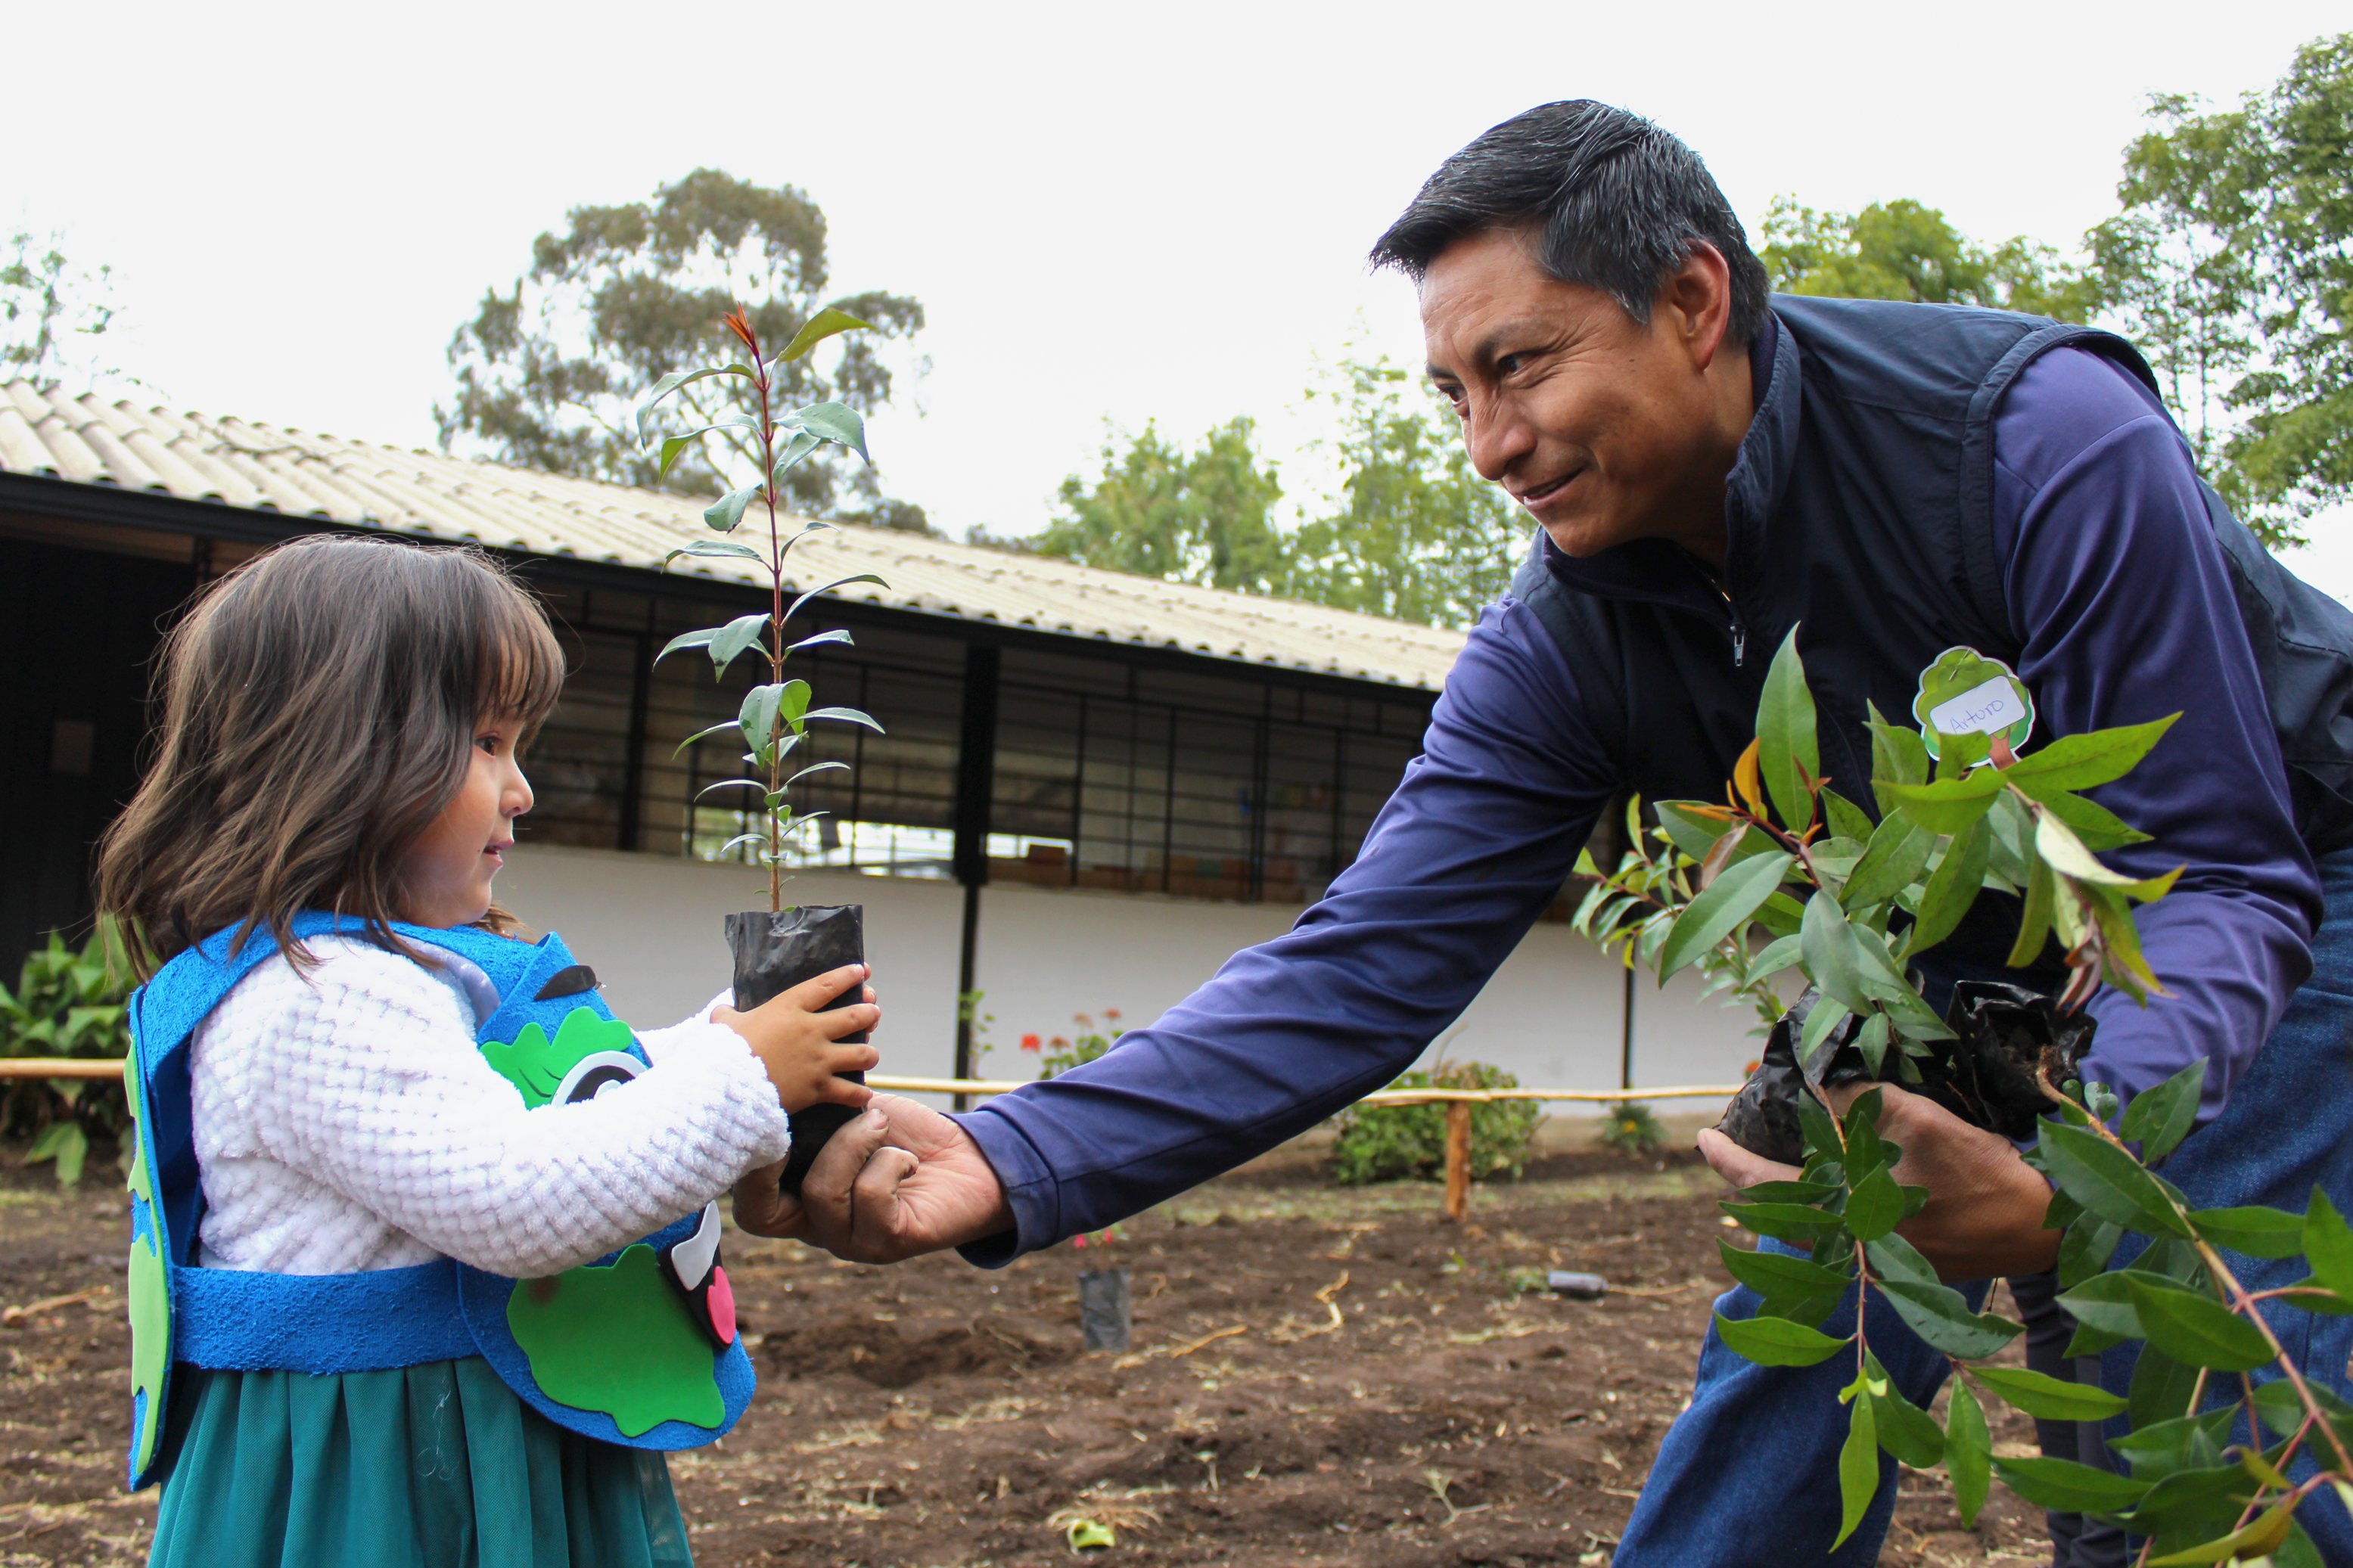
[98,534,878,1567]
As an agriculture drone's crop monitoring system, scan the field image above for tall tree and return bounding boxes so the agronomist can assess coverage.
[2093,34,2353,545]
[2,231,123,393]
[439,169,933,532]
[1029,418,1289,595]
[1287,356,1525,630]
[1760,197,2099,321]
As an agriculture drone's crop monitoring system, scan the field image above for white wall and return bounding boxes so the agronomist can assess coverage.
[495,846,1758,1113]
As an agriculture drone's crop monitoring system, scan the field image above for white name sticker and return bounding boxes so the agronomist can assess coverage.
[1927,675,2026,738]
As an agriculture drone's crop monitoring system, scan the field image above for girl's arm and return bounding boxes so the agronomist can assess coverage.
[202,940,794,1277]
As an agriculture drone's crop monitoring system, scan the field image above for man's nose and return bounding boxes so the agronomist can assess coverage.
[1462,396,1534,483]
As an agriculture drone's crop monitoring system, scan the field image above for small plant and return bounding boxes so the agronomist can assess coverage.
[1034,1011,1124,1081]
[636,306,888,910]
[1328,1060,1540,1185]
[1596,1099,1667,1157]
[2,918,134,1185]
[1571,629,2353,1558]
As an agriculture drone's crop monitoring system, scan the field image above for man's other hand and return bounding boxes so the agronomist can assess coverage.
[732,1092,1015,1264]
[1696,1081,2062,1284]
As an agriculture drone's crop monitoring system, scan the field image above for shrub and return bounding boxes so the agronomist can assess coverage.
[1,919,134,1185]
[1596,1099,1668,1156]
[1328,1060,1540,1185]
[1030,1011,1124,1081]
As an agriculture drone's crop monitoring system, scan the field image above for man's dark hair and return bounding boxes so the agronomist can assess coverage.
[1370,101,1770,343]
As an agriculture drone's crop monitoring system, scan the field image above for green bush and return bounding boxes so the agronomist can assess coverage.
[1328,1060,1540,1185]
[1596,1099,1668,1156]
[1,919,134,1185]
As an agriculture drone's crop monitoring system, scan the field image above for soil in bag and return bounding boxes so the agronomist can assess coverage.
[728,905,868,1197]
[1715,980,2096,1166]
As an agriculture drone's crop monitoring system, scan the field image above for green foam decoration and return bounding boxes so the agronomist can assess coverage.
[480,1009,637,1108]
[122,1053,169,1476]
[505,1244,723,1438]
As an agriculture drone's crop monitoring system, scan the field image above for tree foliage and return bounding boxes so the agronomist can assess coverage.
[440,169,932,532]
[2091,33,2353,545]
[1027,418,1290,595]
[1027,358,1525,630]
[2,230,124,393]
[1760,197,2098,321]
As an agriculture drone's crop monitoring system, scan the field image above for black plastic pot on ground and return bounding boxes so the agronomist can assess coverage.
[727,905,867,1197]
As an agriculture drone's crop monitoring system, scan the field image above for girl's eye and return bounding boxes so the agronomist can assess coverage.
[476,734,501,754]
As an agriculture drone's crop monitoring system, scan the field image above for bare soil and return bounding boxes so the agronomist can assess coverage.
[0,1141,2055,1566]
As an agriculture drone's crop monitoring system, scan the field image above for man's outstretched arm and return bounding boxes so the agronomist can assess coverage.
[738,589,1621,1262]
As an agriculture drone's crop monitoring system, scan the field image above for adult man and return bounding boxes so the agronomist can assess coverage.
[741,102,2353,1563]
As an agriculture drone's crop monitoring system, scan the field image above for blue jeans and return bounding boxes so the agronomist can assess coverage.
[1616,849,2353,1565]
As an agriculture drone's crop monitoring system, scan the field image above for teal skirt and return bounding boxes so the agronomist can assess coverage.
[148,1357,693,1568]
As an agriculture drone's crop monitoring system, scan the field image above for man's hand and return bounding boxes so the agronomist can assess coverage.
[1696,1081,2061,1283]
[732,1092,1014,1263]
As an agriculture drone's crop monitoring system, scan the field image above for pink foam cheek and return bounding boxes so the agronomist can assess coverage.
[708,1265,738,1346]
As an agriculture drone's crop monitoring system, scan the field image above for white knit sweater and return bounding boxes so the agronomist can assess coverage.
[188,936,792,1279]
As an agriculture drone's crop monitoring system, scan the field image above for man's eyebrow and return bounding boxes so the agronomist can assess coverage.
[1429,318,1555,380]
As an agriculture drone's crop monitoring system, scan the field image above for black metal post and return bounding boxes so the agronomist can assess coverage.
[950,644,1001,1109]
[1621,961,1637,1091]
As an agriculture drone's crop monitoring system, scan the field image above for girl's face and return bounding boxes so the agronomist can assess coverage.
[396,716,534,928]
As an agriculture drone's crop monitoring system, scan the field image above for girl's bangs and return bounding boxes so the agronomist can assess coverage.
[477,583,568,727]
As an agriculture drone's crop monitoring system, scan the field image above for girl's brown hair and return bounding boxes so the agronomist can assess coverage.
[98,534,567,974]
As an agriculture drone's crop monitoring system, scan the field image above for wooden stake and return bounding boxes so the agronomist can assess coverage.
[1443,1101,1472,1223]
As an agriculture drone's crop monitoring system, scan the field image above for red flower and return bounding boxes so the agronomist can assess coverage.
[1021,1034,1042,1052]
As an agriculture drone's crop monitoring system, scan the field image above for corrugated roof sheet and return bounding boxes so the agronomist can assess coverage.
[0,380,1470,691]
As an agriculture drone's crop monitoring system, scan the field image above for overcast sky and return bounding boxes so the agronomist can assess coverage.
[9,1,2348,584]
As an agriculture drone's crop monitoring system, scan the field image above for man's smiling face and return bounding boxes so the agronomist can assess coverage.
[1420,225,1744,564]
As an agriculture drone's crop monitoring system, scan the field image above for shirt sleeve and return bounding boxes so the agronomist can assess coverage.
[1993,346,2321,1122]
[950,596,1621,1263]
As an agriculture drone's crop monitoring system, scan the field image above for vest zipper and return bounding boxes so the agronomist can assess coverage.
[1719,588,1748,667]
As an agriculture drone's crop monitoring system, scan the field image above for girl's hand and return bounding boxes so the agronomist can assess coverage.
[713,964,880,1113]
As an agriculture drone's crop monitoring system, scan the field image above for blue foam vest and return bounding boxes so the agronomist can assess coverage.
[120,915,756,1490]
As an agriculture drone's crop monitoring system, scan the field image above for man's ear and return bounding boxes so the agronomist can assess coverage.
[1657,241,1734,373]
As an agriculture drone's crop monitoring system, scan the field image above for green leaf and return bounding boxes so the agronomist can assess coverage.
[1875,1278,2024,1358]
[2121,1060,2205,1167]
[2305,1187,2353,1299]
[2187,1205,2304,1260]
[1968,1365,2129,1422]
[1652,800,1730,860]
[1724,1200,1850,1244]
[1863,1353,1944,1468]
[1867,700,1932,801]
[785,628,855,655]
[671,719,741,758]
[1657,852,1794,979]
[1755,629,1820,832]
[2145,1501,2302,1566]
[2039,1119,2190,1236]
[773,306,874,365]
[662,539,766,569]
[2128,1343,2203,1430]
[2057,1268,2150,1339]
[778,680,813,725]
[2128,1275,2273,1371]
[1712,1310,1850,1367]
[635,363,752,445]
[1797,996,1854,1076]
[739,684,787,751]
[2035,789,2154,851]
[787,399,871,463]
[704,481,765,533]
[1879,773,2003,835]
[2008,849,2056,967]
[769,428,824,484]
[2058,1217,2126,1290]
[785,573,890,624]
[1842,815,1934,911]
[1800,886,1873,1014]
[1822,789,1874,844]
[1901,815,1991,959]
[1946,1378,1991,1527]
[23,1120,86,1186]
[1991,1455,2150,1516]
[2004,715,2182,793]
[704,613,771,677]
[782,761,852,789]
[803,706,884,734]
[2034,811,2182,901]
[1748,933,1804,981]
[1832,1389,1879,1550]
[1844,1166,1907,1242]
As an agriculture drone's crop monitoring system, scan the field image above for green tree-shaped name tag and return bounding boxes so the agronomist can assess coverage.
[1913,647,2035,765]
[505,1244,725,1437]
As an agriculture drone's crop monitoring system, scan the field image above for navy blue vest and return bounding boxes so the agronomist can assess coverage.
[1512,295,2353,971]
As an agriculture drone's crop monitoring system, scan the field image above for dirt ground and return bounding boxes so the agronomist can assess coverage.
[0,1138,2057,1566]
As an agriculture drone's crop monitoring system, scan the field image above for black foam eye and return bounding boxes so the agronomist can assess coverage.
[534,965,599,1001]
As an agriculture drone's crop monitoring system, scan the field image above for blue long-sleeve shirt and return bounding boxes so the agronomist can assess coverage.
[953,339,2321,1265]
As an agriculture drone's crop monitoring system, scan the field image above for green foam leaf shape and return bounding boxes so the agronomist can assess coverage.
[481,1009,639,1109]
[505,1244,723,1438]
[122,1054,169,1476]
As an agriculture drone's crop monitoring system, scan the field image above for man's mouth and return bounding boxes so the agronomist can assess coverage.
[1515,469,1584,508]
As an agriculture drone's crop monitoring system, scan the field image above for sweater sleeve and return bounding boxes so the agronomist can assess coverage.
[1994,347,2321,1122]
[209,942,791,1276]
